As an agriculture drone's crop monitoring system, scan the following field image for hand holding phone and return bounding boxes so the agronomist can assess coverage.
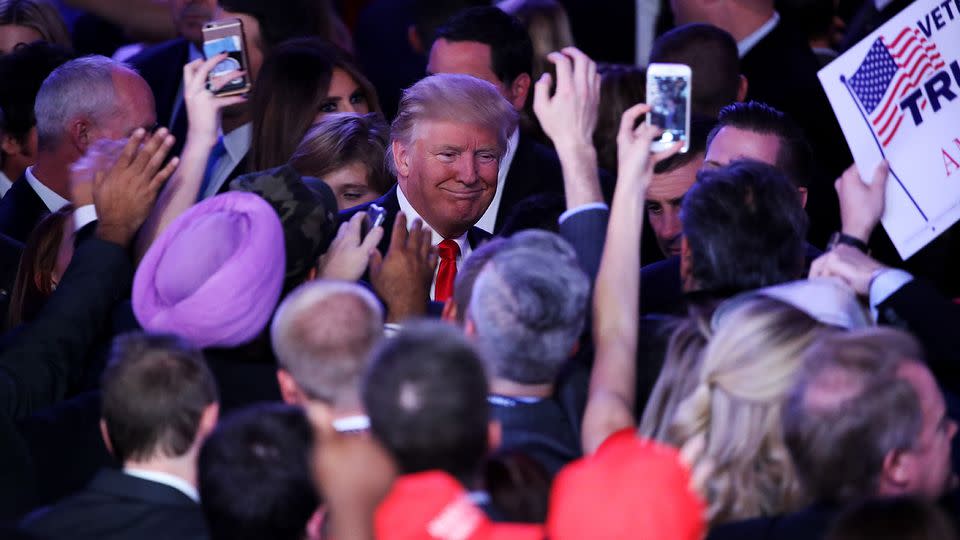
[360,204,386,238]
[202,18,252,97]
[646,63,692,153]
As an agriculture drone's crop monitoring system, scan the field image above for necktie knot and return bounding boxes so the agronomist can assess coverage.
[438,239,460,260]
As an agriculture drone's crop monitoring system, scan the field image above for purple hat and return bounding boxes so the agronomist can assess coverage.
[133,192,286,349]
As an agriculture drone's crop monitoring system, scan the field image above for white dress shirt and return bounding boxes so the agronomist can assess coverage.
[0,171,13,198]
[200,122,252,200]
[396,186,473,301]
[738,12,781,57]
[473,129,519,234]
[24,166,69,212]
[124,468,200,502]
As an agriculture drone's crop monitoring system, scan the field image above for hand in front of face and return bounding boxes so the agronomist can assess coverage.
[836,160,888,243]
[615,104,683,196]
[808,244,888,296]
[369,213,438,323]
[317,212,385,282]
[533,46,600,150]
[70,138,129,207]
[182,54,248,143]
[94,128,179,246]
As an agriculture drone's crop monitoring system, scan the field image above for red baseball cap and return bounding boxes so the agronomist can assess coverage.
[376,470,544,540]
[547,429,707,540]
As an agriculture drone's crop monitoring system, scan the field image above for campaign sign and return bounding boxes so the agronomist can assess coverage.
[819,0,960,259]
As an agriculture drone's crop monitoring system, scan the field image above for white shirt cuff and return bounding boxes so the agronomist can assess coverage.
[383,322,403,337]
[868,268,913,314]
[73,204,98,232]
[558,203,609,225]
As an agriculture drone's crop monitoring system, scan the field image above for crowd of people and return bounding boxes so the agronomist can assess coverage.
[0,0,957,538]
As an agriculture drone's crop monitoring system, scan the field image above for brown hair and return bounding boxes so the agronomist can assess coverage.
[289,112,392,196]
[101,333,218,462]
[248,37,380,172]
[0,0,71,51]
[594,63,646,173]
[7,204,72,329]
[783,328,925,504]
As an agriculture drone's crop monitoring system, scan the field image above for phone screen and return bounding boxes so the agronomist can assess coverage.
[649,74,690,146]
[202,32,247,94]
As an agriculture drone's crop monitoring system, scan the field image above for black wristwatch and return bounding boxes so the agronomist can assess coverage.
[827,232,869,253]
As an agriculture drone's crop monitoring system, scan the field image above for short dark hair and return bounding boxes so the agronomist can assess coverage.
[434,6,534,85]
[595,63,646,173]
[0,40,72,145]
[412,0,488,52]
[100,333,218,462]
[362,321,489,484]
[649,24,740,118]
[708,101,814,188]
[199,404,318,540]
[653,115,716,175]
[218,0,331,52]
[784,329,924,504]
[682,159,808,294]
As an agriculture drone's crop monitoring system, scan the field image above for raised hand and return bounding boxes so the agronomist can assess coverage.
[836,160,889,243]
[808,244,888,296]
[182,54,247,144]
[533,47,601,150]
[318,212,385,281]
[369,213,438,323]
[615,103,683,195]
[94,128,179,246]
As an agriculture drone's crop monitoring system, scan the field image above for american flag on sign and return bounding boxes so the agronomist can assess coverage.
[847,27,946,147]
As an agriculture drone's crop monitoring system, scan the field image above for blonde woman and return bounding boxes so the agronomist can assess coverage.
[657,296,832,526]
[0,0,70,54]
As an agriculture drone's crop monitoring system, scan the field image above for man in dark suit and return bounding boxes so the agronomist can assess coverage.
[128,0,217,158]
[342,73,515,304]
[466,234,588,477]
[20,333,218,540]
[426,6,612,235]
[0,56,157,243]
[709,329,957,540]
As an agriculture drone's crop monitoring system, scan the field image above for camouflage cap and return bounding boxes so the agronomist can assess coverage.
[230,163,338,290]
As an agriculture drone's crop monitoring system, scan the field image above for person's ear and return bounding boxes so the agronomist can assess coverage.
[736,74,749,102]
[680,236,696,292]
[407,25,425,55]
[440,298,459,324]
[277,369,305,406]
[304,507,326,540]
[392,139,411,178]
[0,132,23,157]
[197,403,219,441]
[797,186,809,208]
[464,316,479,338]
[487,420,502,452]
[509,73,532,110]
[71,118,93,154]
[99,419,115,457]
[879,448,913,496]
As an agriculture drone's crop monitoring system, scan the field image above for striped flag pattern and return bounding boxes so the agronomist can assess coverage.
[847,27,946,147]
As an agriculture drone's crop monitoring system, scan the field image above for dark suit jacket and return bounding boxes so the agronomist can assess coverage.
[129,39,191,157]
[706,504,838,540]
[0,233,24,331]
[20,469,208,540]
[490,396,582,478]
[497,135,615,235]
[0,176,48,244]
[741,21,849,247]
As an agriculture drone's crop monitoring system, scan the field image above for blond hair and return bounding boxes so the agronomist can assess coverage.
[655,297,830,526]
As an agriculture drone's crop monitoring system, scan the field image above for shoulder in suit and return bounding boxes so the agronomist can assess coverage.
[706,504,838,540]
[21,468,207,540]
[0,177,48,244]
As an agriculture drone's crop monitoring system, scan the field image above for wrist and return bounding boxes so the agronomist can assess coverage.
[95,222,135,247]
[830,231,869,253]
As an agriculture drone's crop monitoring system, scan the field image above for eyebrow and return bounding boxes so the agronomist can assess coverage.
[431,144,465,152]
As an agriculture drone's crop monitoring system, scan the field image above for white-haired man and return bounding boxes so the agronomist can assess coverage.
[341,73,518,306]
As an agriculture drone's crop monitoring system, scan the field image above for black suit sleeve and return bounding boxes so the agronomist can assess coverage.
[0,237,132,421]
[877,279,960,394]
[558,206,609,283]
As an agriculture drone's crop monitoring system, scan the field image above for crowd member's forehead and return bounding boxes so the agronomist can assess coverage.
[703,126,780,169]
[427,38,503,87]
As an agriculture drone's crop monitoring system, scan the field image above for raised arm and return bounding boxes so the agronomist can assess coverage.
[581,106,681,453]
[135,55,247,260]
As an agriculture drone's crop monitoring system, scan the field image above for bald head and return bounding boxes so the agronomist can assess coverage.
[271,281,384,406]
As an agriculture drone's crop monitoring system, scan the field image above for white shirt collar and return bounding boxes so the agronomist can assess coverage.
[396,185,473,301]
[123,468,200,502]
[738,12,780,57]
[24,166,69,212]
[474,129,519,234]
[0,171,13,198]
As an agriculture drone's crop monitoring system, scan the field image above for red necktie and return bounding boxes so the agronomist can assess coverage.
[435,239,460,302]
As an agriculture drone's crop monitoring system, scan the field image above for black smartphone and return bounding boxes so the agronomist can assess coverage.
[360,204,386,238]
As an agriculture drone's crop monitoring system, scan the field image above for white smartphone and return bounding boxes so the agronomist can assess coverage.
[646,63,692,153]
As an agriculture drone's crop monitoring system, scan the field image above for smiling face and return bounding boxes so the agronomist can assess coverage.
[393,119,500,238]
[314,68,370,120]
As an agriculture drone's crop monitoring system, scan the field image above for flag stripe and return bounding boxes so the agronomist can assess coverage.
[882,114,905,146]
[888,27,914,49]
[873,61,935,125]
